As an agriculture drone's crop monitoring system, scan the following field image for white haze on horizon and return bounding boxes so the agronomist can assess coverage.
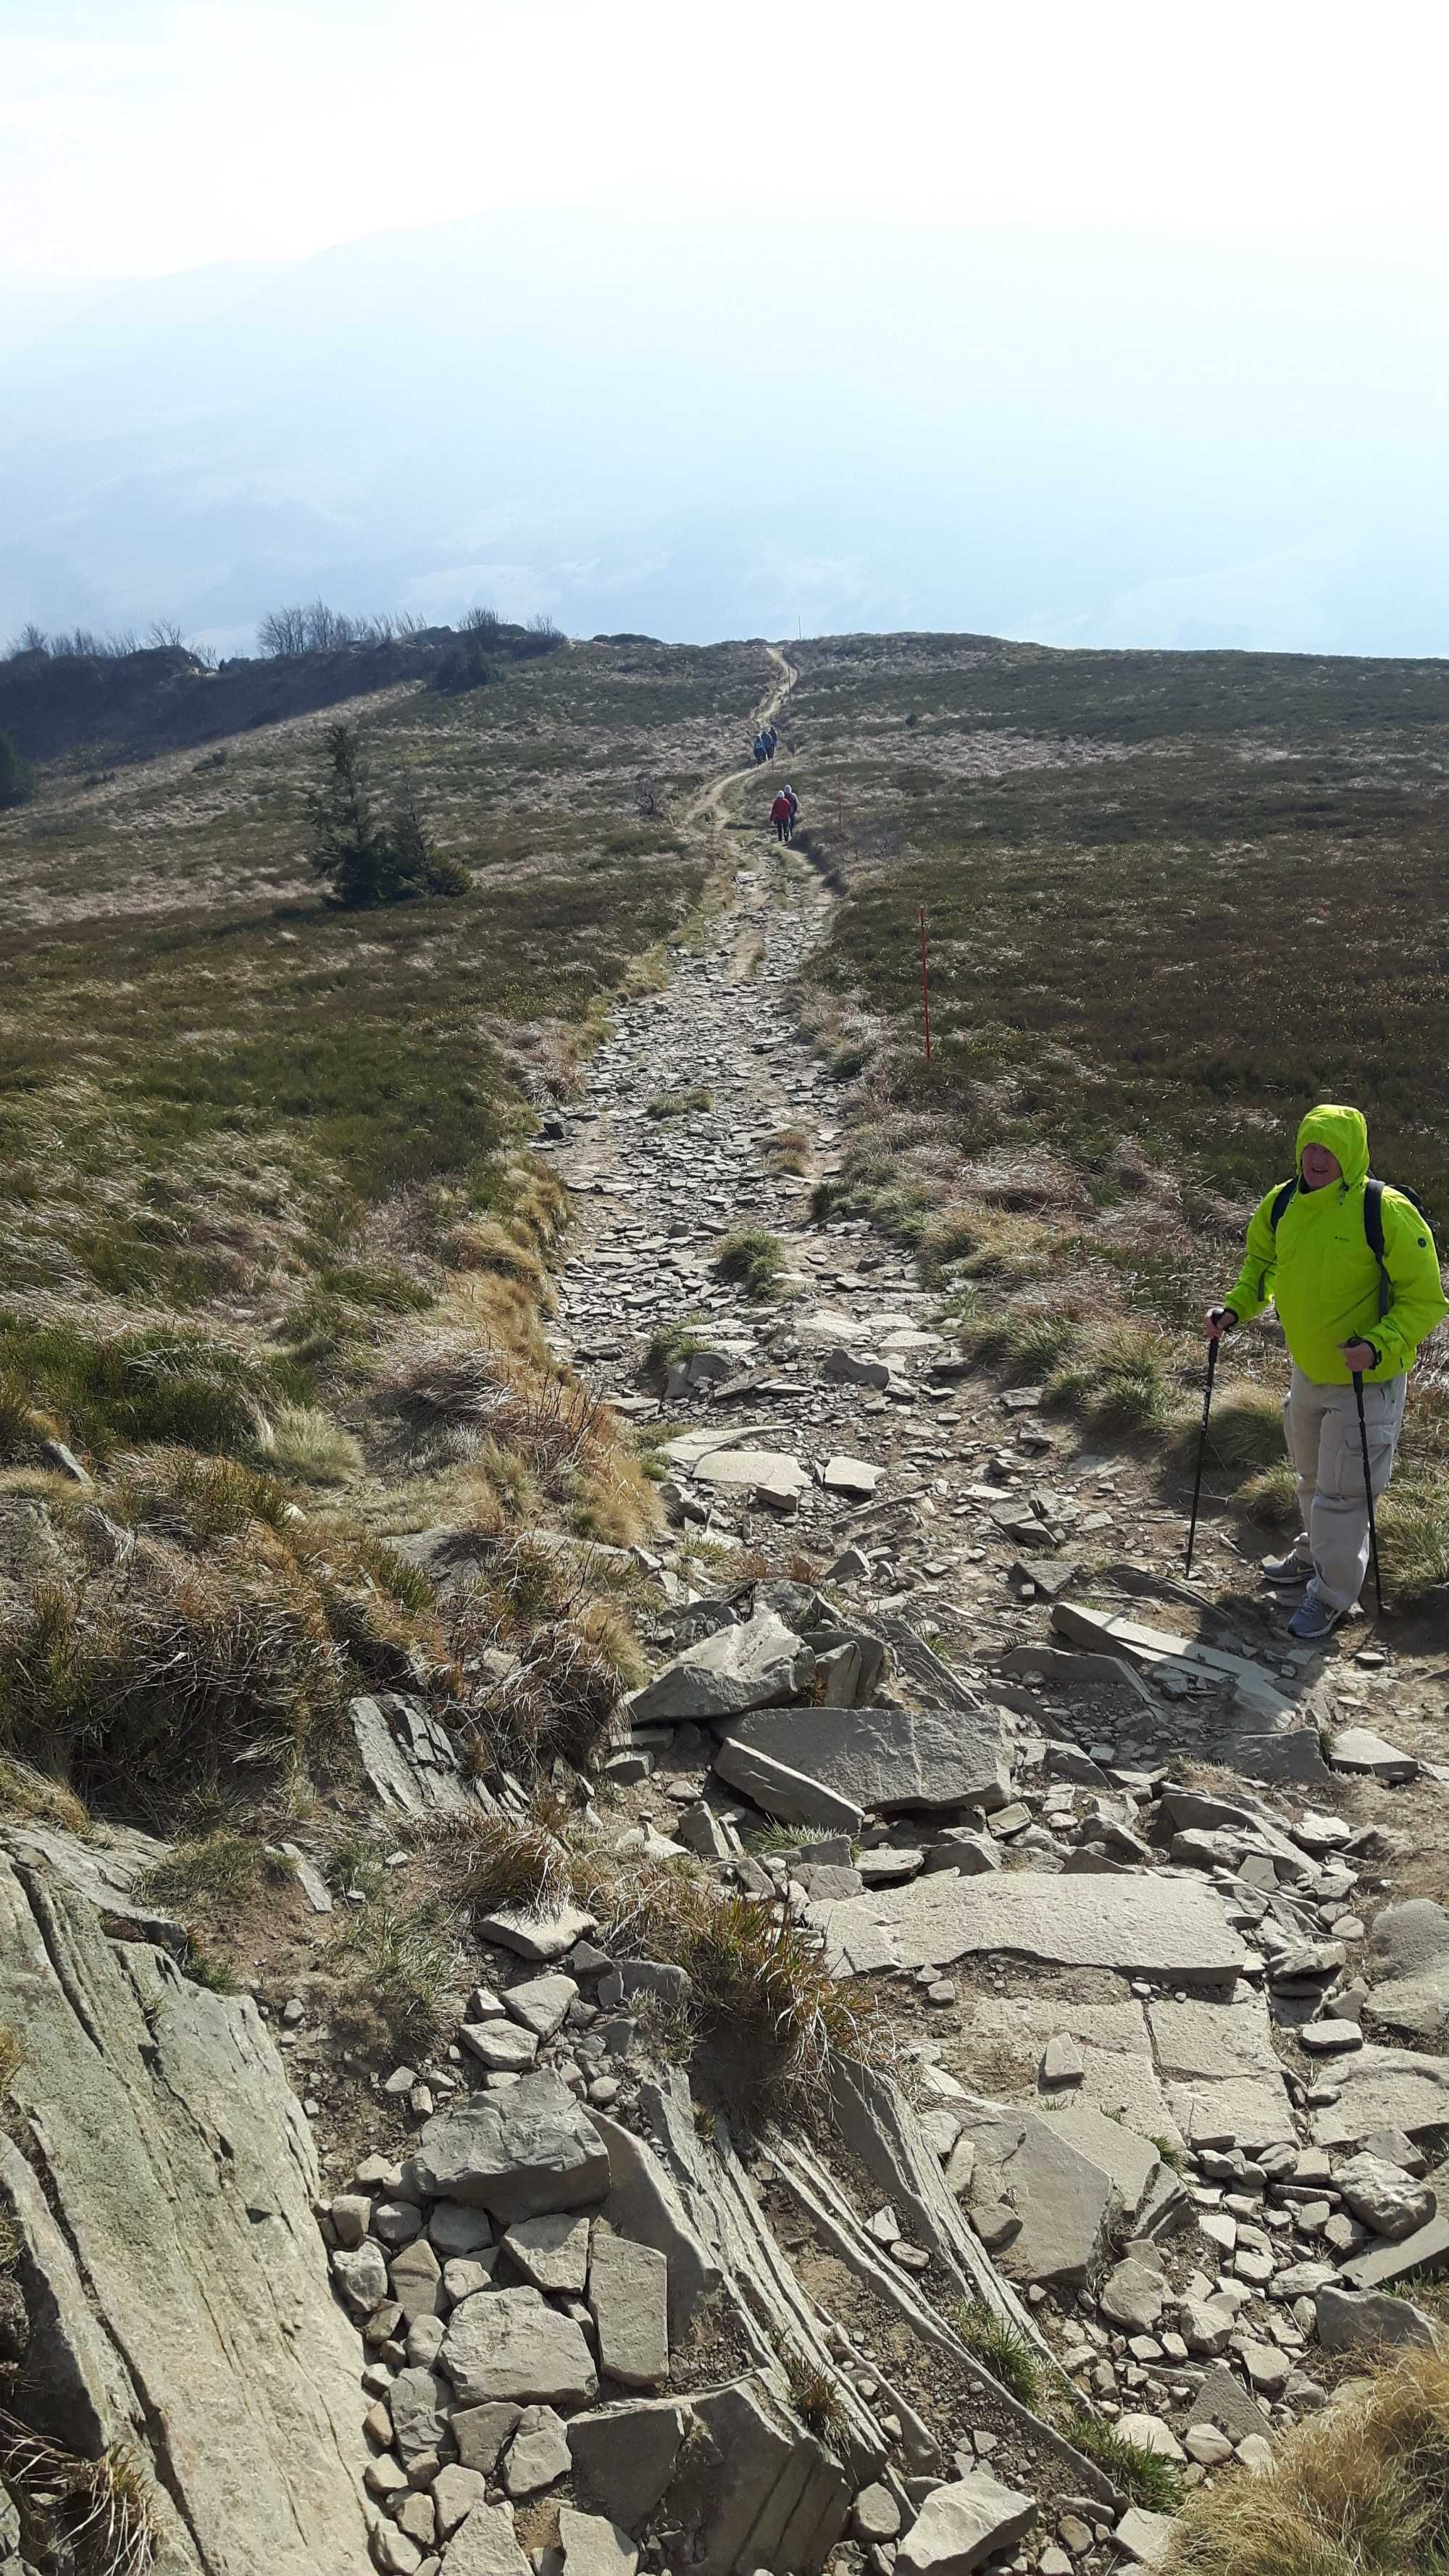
[4,1,1449,656]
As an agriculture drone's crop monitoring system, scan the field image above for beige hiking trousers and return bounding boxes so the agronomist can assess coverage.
[1282,1365,1406,1612]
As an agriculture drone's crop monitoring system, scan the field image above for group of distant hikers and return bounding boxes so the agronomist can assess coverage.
[751,722,778,765]
[769,781,799,842]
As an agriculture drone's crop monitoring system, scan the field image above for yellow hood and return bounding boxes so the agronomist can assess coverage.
[1295,1103,1369,1191]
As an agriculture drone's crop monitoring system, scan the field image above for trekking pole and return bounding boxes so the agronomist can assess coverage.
[1352,1371,1387,1616]
[1184,1334,1219,1579]
[919,908,932,1064]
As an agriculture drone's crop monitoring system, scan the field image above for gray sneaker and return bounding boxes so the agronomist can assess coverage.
[1287,1594,1345,1642]
[1261,1551,1310,1588]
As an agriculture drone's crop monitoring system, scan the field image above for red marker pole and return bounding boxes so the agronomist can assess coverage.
[919,906,932,1063]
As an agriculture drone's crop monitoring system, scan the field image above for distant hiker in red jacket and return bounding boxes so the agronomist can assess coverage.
[769,789,792,842]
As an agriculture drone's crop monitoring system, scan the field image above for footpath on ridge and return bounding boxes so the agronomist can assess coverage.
[509,655,1449,2567]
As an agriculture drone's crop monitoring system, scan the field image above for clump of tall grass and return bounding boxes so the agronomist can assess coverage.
[1161,2345,1449,2575]
[712,1225,788,1300]
[1059,2406,1182,2513]
[951,2300,1041,2407]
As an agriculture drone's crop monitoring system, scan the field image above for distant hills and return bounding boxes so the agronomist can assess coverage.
[5,214,1449,656]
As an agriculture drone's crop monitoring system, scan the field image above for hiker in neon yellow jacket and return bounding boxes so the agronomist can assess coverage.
[1207,1104,1447,1639]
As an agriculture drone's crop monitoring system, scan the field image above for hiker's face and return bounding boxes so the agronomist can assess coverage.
[1301,1143,1341,1189]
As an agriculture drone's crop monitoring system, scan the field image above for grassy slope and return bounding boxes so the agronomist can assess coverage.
[0,636,769,1841]
[0,640,761,1343]
[781,632,1449,1588]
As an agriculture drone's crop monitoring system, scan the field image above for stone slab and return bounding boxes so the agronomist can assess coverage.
[588,2231,669,2388]
[1311,2046,1449,2147]
[712,1738,864,1834]
[412,2074,610,2219]
[723,1700,1011,1818]
[953,1996,1179,2149]
[442,2286,598,2408]
[627,1608,814,1727]
[813,1870,1248,1979]
[0,1855,375,2575]
[947,2102,1116,2288]
[897,2473,1035,2574]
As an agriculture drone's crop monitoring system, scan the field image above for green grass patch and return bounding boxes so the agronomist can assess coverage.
[951,2300,1041,2408]
[712,1224,787,1300]
[1060,2406,1182,2512]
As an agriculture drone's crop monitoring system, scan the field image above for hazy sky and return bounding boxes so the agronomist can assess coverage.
[5,3,1449,654]
[7,0,1449,281]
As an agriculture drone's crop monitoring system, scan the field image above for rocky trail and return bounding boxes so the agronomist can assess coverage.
[1,663,1448,2576]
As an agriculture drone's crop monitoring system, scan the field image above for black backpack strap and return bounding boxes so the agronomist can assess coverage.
[1269,1179,1298,1229]
[1364,1177,1385,1266]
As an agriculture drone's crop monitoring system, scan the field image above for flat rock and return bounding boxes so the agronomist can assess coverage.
[452,2403,523,2474]
[691,1446,810,1501]
[1148,1989,1295,2150]
[1365,1899,1449,2038]
[461,2020,538,2074]
[815,1868,1248,1979]
[557,2505,639,2576]
[822,1455,884,1498]
[1335,2151,1436,2238]
[961,1995,1179,2148]
[627,1607,814,1726]
[1100,2259,1166,2333]
[950,2102,1116,2288]
[1340,2211,1449,2291]
[1315,2283,1440,2352]
[661,2374,852,2576]
[1114,2507,1177,2567]
[441,2503,533,2576]
[593,2109,721,2335]
[712,1738,864,1833]
[567,2399,689,2534]
[503,2401,572,2496]
[588,2231,669,2388]
[896,2472,1035,2573]
[505,1975,578,2040]
[433,2466,489,2538]
[413,2075,610,2219]
[1311,2046,1449,2147]
[349,1689,478,1818]
[391,2363,452,2464]
[1187,2363,1272,2443]
[1328,1726,1419,1783]
[0,1854,378,2575]
[504,2212,591,2295]
[477,1903,598,1962]
[442,2286,598,2407]
[723,1699,1011,1817]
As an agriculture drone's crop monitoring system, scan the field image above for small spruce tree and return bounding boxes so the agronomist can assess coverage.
[306,724,470,906]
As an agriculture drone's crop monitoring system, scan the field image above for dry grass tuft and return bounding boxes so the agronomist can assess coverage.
[0,1461,445,1824]
[452,1812,582,1920]
[780,2346,850,2452]
[601,1870,892,2115]
[258,1404,363,1486]
[1162,2344,1449,2575]
[0,2412,156,2576]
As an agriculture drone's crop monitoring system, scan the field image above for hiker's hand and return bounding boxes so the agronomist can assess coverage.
[1206,1306,1236,1342]
[1340,1339,1378,1373]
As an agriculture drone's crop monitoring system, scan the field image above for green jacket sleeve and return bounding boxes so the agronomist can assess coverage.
[1371,1195,1449,1376]
[1224,1190,1282,1325]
